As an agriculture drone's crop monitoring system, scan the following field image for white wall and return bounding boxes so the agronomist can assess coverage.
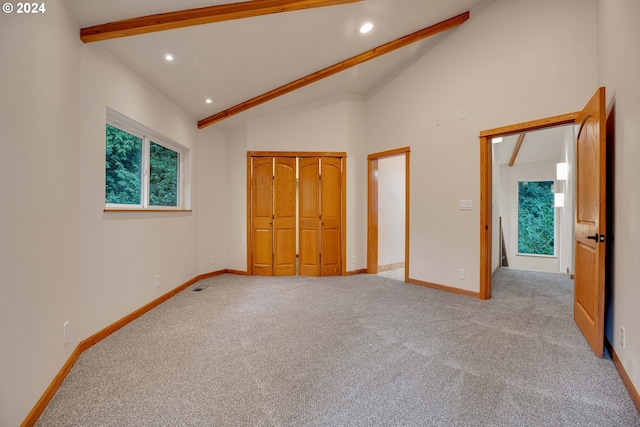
[0,4,82,425]
[0,4,200,425]
[559,126,577,275]
[197,127,229,274]
[365,0,597,292]
[226,124,249,271]
[597,0,640,396]
[345,99,367,271]
[378,155,405,267]
[76,44,199,336]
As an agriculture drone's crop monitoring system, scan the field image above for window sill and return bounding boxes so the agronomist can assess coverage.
[104,208,192,213]
[515,253,557,259]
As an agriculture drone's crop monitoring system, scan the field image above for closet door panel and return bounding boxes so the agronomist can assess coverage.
[251,158,273,276]
[273,157,296,276]
[298,157,320,276]
[321,157,342,276]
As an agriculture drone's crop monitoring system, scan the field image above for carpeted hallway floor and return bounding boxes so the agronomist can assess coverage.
[36,269,640,426]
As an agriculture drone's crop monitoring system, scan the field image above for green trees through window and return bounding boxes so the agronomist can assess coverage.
[105,120,180,208]
[106,124,142,205]
[518,181,554,255]
[149,142,178,206]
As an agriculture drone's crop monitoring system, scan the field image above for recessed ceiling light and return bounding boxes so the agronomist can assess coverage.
[205,98,213,104]
[162,52,176,62]
[360,22,373,34]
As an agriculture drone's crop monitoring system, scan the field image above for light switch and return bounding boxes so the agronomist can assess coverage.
[459,200,472,210]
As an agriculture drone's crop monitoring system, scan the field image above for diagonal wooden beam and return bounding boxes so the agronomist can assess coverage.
[198,11,470,128]
[80,0,361,43]
[509,133,526,167]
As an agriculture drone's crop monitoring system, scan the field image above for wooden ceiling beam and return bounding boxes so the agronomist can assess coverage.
[198,11,470,128]
[509,133,526,167]
[80,0,361,43]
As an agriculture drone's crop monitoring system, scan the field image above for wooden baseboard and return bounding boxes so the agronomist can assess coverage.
[408,277,480,299]
[378,262,404,272]
[346,269,367,276]
[22,269,236,426]
[197,270,228,281]
[225,269,248,276]
[21,345,83,427]
[605,338,640,413]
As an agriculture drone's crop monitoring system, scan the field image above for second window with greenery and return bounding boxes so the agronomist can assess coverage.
[517,180,555,256]
[105,109,187,209]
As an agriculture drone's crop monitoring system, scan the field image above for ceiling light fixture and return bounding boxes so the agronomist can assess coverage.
[162,52,176,62]
[360,22,373,34]
[206,98,213,104]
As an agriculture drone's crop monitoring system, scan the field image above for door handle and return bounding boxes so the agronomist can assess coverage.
[586,233,598,241]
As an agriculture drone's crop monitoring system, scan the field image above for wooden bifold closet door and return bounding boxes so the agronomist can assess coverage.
[249,155,342,277]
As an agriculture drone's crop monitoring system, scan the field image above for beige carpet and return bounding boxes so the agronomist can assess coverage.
[36,270,640,426]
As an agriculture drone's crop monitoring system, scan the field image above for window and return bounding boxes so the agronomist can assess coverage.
[105,109,188,209]
[518,181,554,255]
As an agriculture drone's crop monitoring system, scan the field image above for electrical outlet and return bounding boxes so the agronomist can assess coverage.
[210,256,216,265]
[155,275,160,288]
[621,326,626,349]
[63,321,69,347]
[351,255,355,265]
[458,269,465,280]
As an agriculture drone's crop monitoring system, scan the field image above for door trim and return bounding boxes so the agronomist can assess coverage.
[367,147,411,282]
[478,112,579,299]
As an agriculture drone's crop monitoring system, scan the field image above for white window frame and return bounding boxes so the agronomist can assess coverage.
[106,108,189,210]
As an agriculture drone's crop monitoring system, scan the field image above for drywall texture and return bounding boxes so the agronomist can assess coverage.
[197,126,229,274]
[365,0,597,292]
[0,4,82,425]
[597,0,640,398]
[0,3,199,425]
[76,43,199,338]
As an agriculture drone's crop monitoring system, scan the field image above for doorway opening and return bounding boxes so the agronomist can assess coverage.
[493,125,577,275]
[367,147,410,282]
[479,113,579,299]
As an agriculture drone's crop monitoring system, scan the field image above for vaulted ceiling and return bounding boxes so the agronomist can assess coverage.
[66,0,486,130]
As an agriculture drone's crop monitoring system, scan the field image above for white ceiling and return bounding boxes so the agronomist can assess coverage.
[66,0,485,130]
[494,125,573,165]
